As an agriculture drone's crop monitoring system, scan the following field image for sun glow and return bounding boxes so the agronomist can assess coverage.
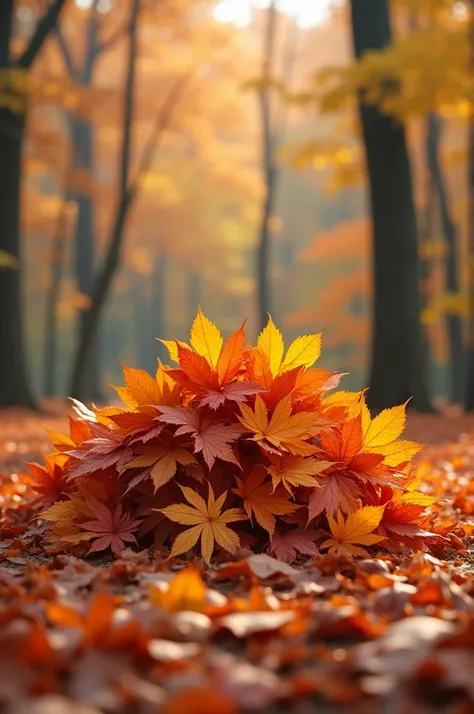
[213,0,332,28]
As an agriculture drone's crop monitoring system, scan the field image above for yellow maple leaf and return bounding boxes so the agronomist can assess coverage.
[362,400,408,448]
[374,440,421,467]
[158,339,190,364]
[238,395,316,454]
[190,307,223,369]
[266,454,331,493]
[124,444,196,490]
[280,333,322,372]
[321,505,387,558]
[159,483,247,564]
[258,315,285,376]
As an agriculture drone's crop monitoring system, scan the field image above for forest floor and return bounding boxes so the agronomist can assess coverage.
[0,408,474,713]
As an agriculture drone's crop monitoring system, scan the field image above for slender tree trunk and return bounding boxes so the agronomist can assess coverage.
[70,0,140,400]
[350,0,432,411]
[257,0,278,332]
[43,200,69,396]
[188,268,202,323]
[426,113,464,403]
[71,117,102,399]
[0,0,66,408]
[466,0,474,409]
[0,1,35,408]
[153,253,167,362]
[419,118,436,383]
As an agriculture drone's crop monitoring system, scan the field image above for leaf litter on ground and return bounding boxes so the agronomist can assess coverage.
[1,405,474,712]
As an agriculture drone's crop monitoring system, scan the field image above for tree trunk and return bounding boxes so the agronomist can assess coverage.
[43,200,69,396]
[257,0,278,332]
[153,254,167,363]
[188,269,202,324]
[0,0,66,408]
[465,0,474,410]
[426,113,464,404]
[0,108,36,408]
[350,0,432,412]
[70,0,140,401]
[71,117,102,399]
[0,0,35,407]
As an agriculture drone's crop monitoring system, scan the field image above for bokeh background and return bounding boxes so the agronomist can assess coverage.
[0,0,471,410]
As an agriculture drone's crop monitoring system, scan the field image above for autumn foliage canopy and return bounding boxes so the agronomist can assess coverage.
[37,309,449,564]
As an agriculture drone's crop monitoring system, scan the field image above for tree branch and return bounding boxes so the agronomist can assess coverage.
[95,21,129,57]
[54,25,78,79]
[127,69,196,201]
[17,0,68,68]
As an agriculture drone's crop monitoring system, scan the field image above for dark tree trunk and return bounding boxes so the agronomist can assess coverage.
[466,0,474,410]
[70,0,140,401]
[0,0,66,408]
[0,109,36,408]
[43,201,68,396]
[257,0,278,332]
[350,0,432,412]
[0,1,34,408]
[426,113,464,403]
[71,117,102,399]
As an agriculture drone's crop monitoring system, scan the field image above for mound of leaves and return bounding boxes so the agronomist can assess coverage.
[35,309,456,563]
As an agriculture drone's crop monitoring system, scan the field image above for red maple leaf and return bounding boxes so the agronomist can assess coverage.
[271,528,320,563]
[67,424,132,477]
[158,405,240,470]
[27,455,72,503]
[168,335,261,410]
[80,501,141,554]
[307,472,362,520]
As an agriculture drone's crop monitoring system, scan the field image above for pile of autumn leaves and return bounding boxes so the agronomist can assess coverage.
[34,310,449,564]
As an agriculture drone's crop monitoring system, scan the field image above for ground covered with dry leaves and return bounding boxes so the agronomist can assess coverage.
[1,409,474,714]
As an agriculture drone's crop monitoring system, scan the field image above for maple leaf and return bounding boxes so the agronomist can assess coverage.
[169,333,260,409]
[361,399,408,448]
[216,321,246,384]
[280,333,322,372]
[159,338,191,363]
[266,454,331,494]
[292,368,343,401]
[123,440,197,490]
[238,395,316,455]
[199,380,263,410]
[190,307,223,368]
[271,528,320,563]
[158,405,240,470]
[79,501,141,554]
[321,506,387,558]
[121,365,163,407]
[159,482,247,564]
[257,315,322,375]
[257,316,285,376]
[307,473,362,519]
[67,424,132,477]
[232,466,300,534]
[27,455,72,503]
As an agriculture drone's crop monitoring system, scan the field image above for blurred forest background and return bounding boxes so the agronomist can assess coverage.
[1,0,473,413]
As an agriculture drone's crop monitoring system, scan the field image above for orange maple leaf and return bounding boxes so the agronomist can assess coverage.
[232,466,300,534]
[266,453,331,494]
[122,438,197,491]
[238,395,316,455]
[321,505,387,557]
